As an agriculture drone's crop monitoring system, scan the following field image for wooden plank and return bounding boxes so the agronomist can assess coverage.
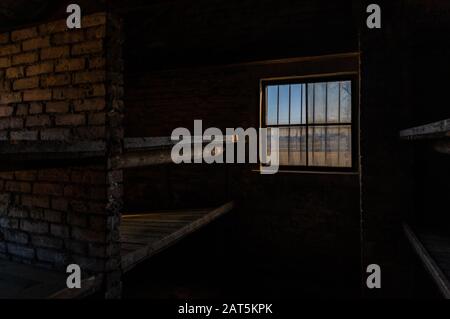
[403,223,450,299]
[400,119,450,140]
[48,275,104,299]
[121,201,234,273]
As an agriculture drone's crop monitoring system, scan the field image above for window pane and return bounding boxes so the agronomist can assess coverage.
[327,82,339,123]
[278,85,290,125]
[308,82,326,124]
[340,81,351,123]
[338,125,352,167]
[307,125,352,167]
[288,126,306,166]
[308,126,326,166]
[290,84,302,125]
[266,85,278,125]
[279,127,289,165]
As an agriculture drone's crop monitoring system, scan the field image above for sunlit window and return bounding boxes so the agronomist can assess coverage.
[263,79,354,169]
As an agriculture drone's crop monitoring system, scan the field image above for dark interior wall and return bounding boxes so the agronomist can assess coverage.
[360,0,450,298]
[122,0,361,296]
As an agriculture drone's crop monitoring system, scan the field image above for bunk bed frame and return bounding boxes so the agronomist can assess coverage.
[0,136,236,298]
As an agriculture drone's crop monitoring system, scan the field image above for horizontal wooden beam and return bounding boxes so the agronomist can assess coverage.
[400,119,450,140]
[0,136,237,170]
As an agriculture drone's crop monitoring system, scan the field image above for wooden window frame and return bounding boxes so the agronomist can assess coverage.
[260,73,359,173]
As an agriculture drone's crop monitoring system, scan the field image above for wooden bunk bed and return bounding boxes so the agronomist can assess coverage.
[400,119,450,299]
[0,136,236,298]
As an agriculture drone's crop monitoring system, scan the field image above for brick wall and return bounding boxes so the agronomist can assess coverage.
[0,12,124,297]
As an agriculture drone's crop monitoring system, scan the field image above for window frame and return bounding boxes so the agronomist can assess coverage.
[260,73,359,173]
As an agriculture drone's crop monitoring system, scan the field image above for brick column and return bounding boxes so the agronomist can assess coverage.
[0,12,124,298]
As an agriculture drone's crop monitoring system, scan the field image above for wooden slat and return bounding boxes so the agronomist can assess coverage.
[403,223,450,299]
[120,201,234,273]
[400,119,450,140]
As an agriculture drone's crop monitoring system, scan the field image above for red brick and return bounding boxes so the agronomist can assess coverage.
[40,46,69,60]
[23,89,52,101]
[38,169,70,182]
[89,84,106,97]
[55,58,85,72]
[22,36,50,51]
[73,70,105,84]
[12,52,38,66]
[0,33,9,44]
[45,101,69,113]
[15,104,28,116]
[32,234,63,249]
[72,40,103,55]
[88,57,105,69]
[6,66,24,79]
[41,73,70,87]
[52,30,84,45]
[40,128,71,141]
[5,181,31,193]
[86,26,106,40]
[21,220,48,234]
[29,102,43,114]
[14,171,37,181]
[71,170,106,185]
[72,227,105,243]
[73,126,106,140]
[10,130,37,141]
[82,13,107,28]
[9,117,23,129]
[55,114,85,126]
[68,212,88,227]
[21,195,50,208]
[26,62,53,76]
[11,27,38,41]
[53,87,86,100]
[26,115,51,127]
[0,92,22,104]
[50,224,69,238]
[33,183,63,196]
[88,113,106,125]
[51,198,68,211]
[74,98,106,112]
[39,21,67,35]
[7,243,34,259]
[0,106,13,117]
[0,44,21,57]
[0,57,11,68]
[13,77,39,90]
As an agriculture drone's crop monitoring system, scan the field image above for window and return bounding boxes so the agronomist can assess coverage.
[261,77,356,171]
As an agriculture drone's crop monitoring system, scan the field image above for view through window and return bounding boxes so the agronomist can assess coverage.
[263,79,353,169]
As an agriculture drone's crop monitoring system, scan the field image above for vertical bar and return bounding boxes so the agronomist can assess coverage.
[305,84,309,167]
[288,85,291,164]
[338,82,341,166]
[325,82,328,165]
[312,84,315,165]
[276,85,279,125]
[300,85,303,163]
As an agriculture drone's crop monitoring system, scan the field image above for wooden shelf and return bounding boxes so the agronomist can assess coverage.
[403,223,450,299]
[0,136,237,170]
[400,119,450,140]
[120,201,234,273]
